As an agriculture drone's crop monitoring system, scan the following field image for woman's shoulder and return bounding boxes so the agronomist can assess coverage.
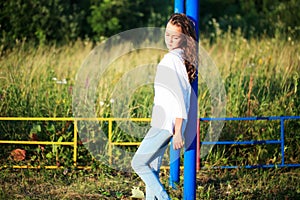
[167,48,183,58]
[162,49,184,63]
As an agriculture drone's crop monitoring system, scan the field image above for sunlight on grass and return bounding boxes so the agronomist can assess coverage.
[0,29,300,199]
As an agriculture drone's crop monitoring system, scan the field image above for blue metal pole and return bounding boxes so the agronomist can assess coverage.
[184,0,199,199]
[174,0,185,13]
[280,118,285,166]
[169,0,185,189]
[169,140,180,188]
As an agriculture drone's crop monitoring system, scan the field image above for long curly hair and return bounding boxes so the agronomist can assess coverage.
[168,13,197,83]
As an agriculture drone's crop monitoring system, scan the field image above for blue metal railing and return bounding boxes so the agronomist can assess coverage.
[199,116,300,169]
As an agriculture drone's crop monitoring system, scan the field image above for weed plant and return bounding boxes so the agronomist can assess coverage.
[0,28,299,171]
[0,167,299,199]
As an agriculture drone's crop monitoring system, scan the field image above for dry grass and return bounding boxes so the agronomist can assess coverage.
[0,32,300,199]
[1,167,299,199]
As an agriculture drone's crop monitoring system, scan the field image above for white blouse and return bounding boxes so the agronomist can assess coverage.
[151,48,191,135]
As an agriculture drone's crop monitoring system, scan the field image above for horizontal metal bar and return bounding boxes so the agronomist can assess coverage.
[201,140,281,145]
[0,117,151,121]
[0,140,74,145]
[75,118,150,122]
[202,163,300,169]
[283,163,300,167]
[113,118,151,122]
[3,163,299,170]
[0,165,91,169]
[200,116,280,121]
[0,165,177,170]
[1,116,298,122]
[0,165,64,169]
[280,116,300,120]
[199,116,300,121]
[0,117,75,121]
[111,142,140,146]
[202,164,276,169]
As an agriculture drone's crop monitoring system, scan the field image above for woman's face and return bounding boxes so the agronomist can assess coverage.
[165,22,183,51]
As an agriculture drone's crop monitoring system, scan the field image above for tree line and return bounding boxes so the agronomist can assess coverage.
[0,0,299,48]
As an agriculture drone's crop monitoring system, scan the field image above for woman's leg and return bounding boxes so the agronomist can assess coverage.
[146,143,169,199]
[131,127,172,200]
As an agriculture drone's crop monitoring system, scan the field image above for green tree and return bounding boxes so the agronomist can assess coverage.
[0,0,89,47]
[200,0,300,38]
[87,0,172,40]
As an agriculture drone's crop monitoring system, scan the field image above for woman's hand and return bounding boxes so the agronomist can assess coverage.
[173,131,184,150]
[173,118,184,150]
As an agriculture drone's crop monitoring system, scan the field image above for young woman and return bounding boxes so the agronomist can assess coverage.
[131,13,197,200]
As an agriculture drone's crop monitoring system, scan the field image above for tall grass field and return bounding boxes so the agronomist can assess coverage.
[0,29,300,199]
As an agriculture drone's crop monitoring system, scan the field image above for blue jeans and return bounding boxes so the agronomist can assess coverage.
[131,127,172,200]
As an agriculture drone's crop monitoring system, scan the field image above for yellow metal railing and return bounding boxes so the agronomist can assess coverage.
[0,117,151,169]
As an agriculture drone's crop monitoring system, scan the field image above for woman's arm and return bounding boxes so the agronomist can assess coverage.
[173,118,184,150]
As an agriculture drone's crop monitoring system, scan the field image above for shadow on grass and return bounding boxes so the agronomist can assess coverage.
[196,168,300,199]
[0,167,299,199]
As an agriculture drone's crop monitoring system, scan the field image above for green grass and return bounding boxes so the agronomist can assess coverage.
[0,30,300,199]
[0,167,299,199]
